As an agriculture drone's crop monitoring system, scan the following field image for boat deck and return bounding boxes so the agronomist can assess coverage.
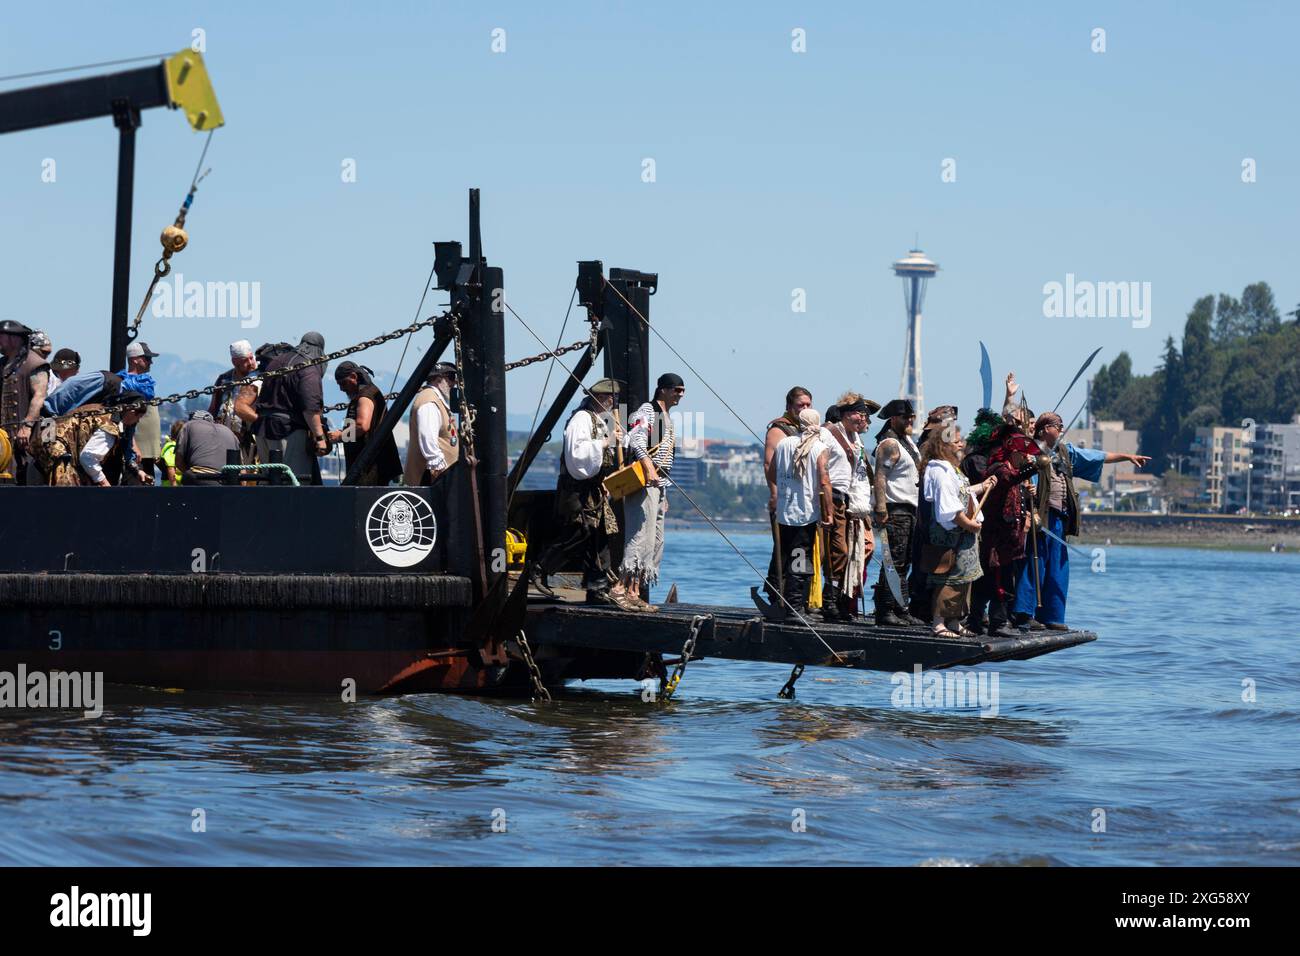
[522,583,1095,672]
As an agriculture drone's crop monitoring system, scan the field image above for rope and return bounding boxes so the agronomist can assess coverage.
[665,478,846,664]
[601,277,765,446]
[0,52,173,84]
[390,254,442,390]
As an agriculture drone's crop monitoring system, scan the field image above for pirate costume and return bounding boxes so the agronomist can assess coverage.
[873,399,922,625]
[1012,412,1106,629]
[819,396,880,621]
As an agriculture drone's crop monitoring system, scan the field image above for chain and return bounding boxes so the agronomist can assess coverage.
[3,310,454,432]
[449,313,476,458]
[777,663,806,700]
[503,338,590,372]
[661,613,708,702]
[513,630,551,702]
[323,391,398,413]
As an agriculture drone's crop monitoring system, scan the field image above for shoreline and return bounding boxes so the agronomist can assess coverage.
[665,513,1300,552]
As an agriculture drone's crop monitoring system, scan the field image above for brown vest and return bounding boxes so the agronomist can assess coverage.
[2,349,49,437]
[404,386,459,485]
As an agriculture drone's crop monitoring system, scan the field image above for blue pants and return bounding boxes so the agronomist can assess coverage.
[1013,510,1068,626]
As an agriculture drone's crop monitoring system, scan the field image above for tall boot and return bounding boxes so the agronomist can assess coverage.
[874,582,902,627]
[837,589,857,622]
[784,572,811,621]
[821,581,841,621]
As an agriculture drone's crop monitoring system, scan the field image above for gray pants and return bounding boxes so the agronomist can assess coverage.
[256,430,316,484]
[620,483,665,586]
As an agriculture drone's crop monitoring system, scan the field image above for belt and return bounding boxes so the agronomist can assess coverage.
[831,489,848,504]
[886,501,917,513]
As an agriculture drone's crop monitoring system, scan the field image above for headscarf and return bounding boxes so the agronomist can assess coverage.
[334,360,374,388]
[792,407,822,477]
[295,331,326,368]
[1033,411,1063,439]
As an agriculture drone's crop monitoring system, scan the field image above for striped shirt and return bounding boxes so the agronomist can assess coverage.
[627,401,675,473]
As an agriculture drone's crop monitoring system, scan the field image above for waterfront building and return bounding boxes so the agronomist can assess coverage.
[1191,426,1249,512]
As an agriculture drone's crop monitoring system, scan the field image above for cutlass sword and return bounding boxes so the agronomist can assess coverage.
[979,341,993,411]
[872,520,908,611]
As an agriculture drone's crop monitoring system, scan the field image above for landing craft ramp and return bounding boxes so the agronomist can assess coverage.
[523,585,1097,678]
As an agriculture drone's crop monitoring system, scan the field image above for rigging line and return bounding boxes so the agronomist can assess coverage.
[665,479,847,665]
[507,286,578,512]
[601,278,764,446]
[390,255,441,391]
[504,299,602,409]
[505,293,844,665]
[188,129,215,191]
[525,287,578,441]
[0,53,174,84]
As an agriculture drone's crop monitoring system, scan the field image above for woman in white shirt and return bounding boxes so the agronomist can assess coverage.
[920,422,996,638]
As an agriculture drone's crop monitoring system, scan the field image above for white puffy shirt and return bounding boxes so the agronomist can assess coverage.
[923,459,981,531]
[562,409,608,480]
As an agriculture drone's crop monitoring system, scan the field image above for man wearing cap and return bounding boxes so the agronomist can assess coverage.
[175,409,241,486]
[45,348,81,400]
[0,320,51,485]
[404,362,459,486]
[871,399,923,626]
[255,332,328,485]
[614,372,685,611]
[1012,411,1149,631]
[819,392,879,621]
[530,379,631,608]
[115,342,161,484]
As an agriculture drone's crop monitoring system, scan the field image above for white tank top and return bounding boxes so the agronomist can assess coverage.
[880,433,920,506]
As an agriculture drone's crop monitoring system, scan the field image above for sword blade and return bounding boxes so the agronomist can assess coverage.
[1051,346,1103,413]
[874,523,907,610]
[979,341,993,410]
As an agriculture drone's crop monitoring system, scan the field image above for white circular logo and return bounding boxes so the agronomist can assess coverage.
[366,491,436,568]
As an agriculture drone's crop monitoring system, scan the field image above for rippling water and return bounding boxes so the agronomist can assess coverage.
[3,532,1298,866]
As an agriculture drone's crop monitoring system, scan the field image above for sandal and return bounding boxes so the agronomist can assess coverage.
[931,624,962,639]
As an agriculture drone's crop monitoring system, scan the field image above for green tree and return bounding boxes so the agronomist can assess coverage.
[1240,281,1280,335]
[1214,293,1245,342]
[1181,296,1215,416]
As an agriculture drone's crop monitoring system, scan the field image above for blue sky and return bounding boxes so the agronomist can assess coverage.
[2,1,1295,435]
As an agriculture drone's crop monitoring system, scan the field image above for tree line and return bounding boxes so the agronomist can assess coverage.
[1089,282,1300,471]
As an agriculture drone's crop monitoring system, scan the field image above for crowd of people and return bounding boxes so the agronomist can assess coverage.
[522,369,1148,632]
[4,319,1151,634]
[0,323,459,490]
[759,375,1149,636]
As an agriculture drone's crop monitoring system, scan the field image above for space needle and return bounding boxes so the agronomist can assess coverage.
[892,246,939,421]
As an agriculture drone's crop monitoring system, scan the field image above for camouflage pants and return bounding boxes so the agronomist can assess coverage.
[30,406,111,486]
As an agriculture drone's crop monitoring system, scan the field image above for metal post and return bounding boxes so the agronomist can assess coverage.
[109,99,141,372]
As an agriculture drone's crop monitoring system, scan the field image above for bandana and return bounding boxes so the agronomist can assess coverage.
[793,408,822,477]
[1034,412,1063,438]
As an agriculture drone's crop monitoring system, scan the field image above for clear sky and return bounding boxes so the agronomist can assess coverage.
[2,1,1295,436]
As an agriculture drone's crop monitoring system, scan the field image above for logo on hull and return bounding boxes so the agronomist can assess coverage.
[366,491,436,568]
